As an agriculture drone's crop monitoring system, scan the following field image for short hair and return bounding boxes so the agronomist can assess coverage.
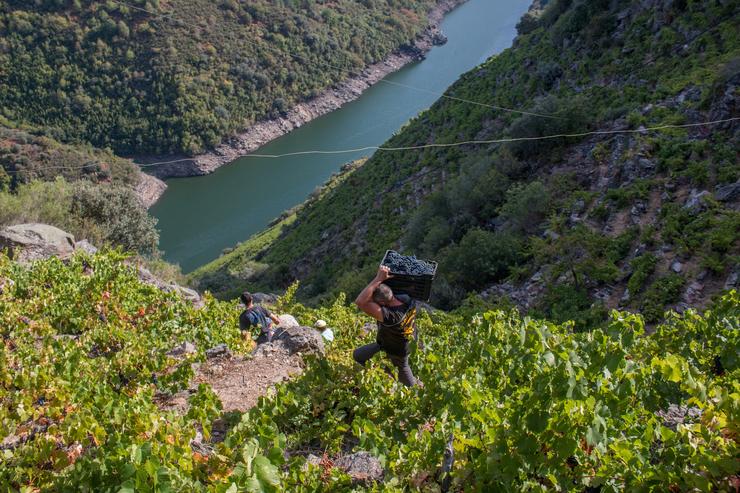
[240,291,253,306]
[372,283,393,304]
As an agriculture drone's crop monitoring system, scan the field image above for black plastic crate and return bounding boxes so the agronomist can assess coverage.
[380,250,437,301]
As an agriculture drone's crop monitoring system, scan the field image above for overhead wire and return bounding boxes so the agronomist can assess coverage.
[2,1,736,174]
[4,118,737,173]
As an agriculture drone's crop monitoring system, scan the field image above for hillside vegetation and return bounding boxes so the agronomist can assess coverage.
[192,0,739,327]
[1,0,439,156]
[0,120,163,255]
[1,251,738,491]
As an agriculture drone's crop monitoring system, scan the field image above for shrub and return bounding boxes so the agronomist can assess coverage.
[627,253,658,297]
[499,181,550,234]
[70,182,158,255]
[642,274,685,323]
[442,229,523,291]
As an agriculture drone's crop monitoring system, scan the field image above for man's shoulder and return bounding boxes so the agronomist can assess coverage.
[396,294,413,304]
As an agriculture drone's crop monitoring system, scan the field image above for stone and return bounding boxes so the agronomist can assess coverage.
[670,261,683,273]
[683,190,711,215]
[251,292,278,304]
[301,454,322,472]
[75,239,98,255]
[275,326,325,357]
[278,314,300,329]
[136,264,203,307]
[725,267,739,290]
[620,288,631,304]
[571,199,586,213]
[335,451,384,484]
[171,286,202,305]
[0,223,76,263]
[168,342,197,357]
[205,344,231,359]
[656,404,702,431]
[714,181,740,203]
[682,281,703,304]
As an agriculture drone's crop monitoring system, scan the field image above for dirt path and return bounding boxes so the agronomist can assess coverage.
[194,343,304,412]
[156,323,325,415]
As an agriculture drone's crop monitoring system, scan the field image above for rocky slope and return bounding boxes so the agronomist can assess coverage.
[191,0,739,327]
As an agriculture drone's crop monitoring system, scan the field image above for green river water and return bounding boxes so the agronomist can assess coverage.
[150,0,531,272]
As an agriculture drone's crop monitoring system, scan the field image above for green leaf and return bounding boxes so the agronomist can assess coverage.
[254,455,280,489]
[543,351,556,367]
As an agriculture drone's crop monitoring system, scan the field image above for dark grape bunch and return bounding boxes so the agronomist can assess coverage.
[382,250,436,276]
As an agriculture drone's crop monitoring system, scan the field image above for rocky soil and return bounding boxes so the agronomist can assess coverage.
[137,0,465,181]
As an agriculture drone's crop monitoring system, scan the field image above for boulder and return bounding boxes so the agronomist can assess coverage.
[136,264,203,307]
[714,181,740,203]
[275,326,325,357]
[74,239,98,255]
[335,451,384,484]
[252,292,279,304]
[278,314,300,329]
[683,190,711,215]
[0,223,75,263]
[205,344,231,359]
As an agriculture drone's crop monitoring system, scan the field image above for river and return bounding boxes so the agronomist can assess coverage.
[151,0,531,272]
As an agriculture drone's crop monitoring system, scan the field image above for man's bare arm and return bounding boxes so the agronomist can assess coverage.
[355,266,392,322]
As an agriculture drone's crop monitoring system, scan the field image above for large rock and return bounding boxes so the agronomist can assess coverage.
[252,292,279,304]
[275,326,325,357]
[0,223,76,263]
[335,451,384,484]
[278,314,299,329]
[715,181,740,203]
[136,264,203,307]
[683,189,711,215]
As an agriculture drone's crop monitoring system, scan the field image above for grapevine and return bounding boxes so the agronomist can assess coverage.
[0,252,737,491]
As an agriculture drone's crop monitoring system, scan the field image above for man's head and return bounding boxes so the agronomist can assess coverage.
[372,283,394,306]
[240,291,253,307]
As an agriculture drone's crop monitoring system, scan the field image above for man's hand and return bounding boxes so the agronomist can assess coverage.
[376,265,393,282]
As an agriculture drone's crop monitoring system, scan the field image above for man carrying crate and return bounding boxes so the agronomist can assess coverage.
[353,265,421,387]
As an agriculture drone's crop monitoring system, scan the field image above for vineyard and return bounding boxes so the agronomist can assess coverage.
[1,251,738,491]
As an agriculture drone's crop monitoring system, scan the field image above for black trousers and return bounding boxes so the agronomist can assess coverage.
[353,342,418,387]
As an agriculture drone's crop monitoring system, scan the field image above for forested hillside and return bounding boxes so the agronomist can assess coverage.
[193,0,739,327]
[0,121,161,255]
[1,0,439,155]
[1,251,738,490]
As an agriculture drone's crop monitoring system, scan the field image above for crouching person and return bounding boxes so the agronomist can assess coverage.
[353,266,421,387]
[239,291,281,344]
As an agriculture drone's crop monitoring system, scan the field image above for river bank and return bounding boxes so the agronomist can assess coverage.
[136,0,465,186]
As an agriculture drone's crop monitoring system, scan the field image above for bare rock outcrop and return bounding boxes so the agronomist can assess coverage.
[134,171,167,208]
[0,223,76,263]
